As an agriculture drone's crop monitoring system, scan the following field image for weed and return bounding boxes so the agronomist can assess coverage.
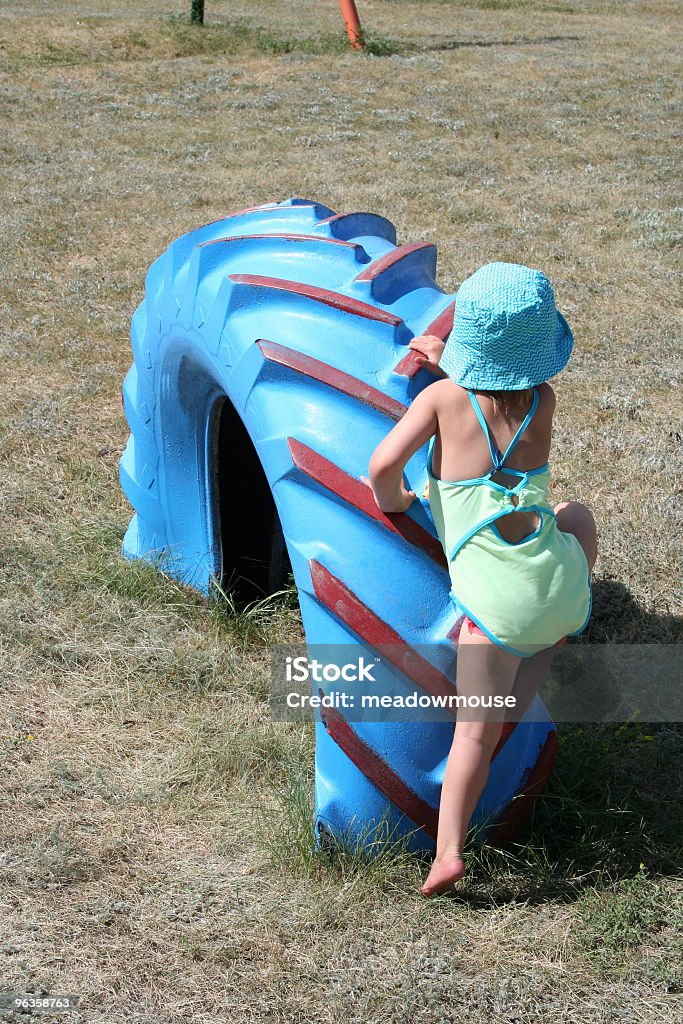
[576,870,681,959]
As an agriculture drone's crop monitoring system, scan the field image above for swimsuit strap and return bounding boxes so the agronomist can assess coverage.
[467,390,501,467]
[500,387,540,464]
[467,387,540,471]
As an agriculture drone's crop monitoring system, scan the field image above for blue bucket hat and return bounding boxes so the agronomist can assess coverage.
[439,262,574,390]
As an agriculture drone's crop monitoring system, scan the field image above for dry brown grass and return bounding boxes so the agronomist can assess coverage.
[0,1,681,1021]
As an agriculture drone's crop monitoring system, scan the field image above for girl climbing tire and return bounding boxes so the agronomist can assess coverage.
[119,197,558,854]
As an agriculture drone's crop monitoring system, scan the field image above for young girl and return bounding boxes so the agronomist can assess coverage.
[363,261,597,897]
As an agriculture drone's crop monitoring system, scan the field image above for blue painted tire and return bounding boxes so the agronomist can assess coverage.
[119,198,557,855]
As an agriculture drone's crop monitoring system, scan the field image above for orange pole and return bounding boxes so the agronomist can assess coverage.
[338,0,365,49]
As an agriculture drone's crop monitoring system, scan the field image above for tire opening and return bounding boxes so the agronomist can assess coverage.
[212,395,292,607]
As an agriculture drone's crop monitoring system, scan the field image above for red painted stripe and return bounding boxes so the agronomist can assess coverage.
[230,274,403,327]
[425,300,456,340]
[313,211,397,245]
[198,232,360,251]
[222,203,286,217]
[488,729,558,845]
[315,212,354,226]
[491,721,518,760]
[258,341,407,421]
[309,560,458,713]
[446,612,466,645]
[355,242,436,282]
[393,301,456,378]
[287,438,446,565]
[196,203,286,231]
[320,698,439,840]
[393,350,429,377]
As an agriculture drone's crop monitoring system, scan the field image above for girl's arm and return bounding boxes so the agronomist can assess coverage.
[361,385,438,513]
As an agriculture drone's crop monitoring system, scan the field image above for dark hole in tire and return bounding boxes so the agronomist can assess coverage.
[214,395,292,607]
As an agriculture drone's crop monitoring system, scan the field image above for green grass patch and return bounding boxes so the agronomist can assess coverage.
[575,871,682,978]
[259,757,425,892]
[165,14,351,58]
[35,41,86,66]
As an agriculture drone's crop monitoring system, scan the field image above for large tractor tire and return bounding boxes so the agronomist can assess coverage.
[119,198,557,854]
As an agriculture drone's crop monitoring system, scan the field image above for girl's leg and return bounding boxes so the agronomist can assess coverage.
[421,504,598,896]
[554,500,598,570]
[420,629,521,896]
[508,636,566,721]
[510,501,598,717]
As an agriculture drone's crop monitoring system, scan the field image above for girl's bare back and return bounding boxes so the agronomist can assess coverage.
[428,379,556,545]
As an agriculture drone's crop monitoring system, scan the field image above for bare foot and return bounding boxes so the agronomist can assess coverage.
[420,855,466,897]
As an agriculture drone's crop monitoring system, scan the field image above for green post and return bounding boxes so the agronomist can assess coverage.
[191,0,204,25]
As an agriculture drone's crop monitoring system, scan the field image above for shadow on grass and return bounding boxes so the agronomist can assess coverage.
[584,576,683,644]
[422,34,581,51]
[431,579,682,906]
[453,717,682,908]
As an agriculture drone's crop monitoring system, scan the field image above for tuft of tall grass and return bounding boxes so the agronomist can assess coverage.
[207,571,301,650]
[257,754,427,894]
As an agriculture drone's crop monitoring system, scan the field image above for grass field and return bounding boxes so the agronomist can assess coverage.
[1,1,682,1021]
